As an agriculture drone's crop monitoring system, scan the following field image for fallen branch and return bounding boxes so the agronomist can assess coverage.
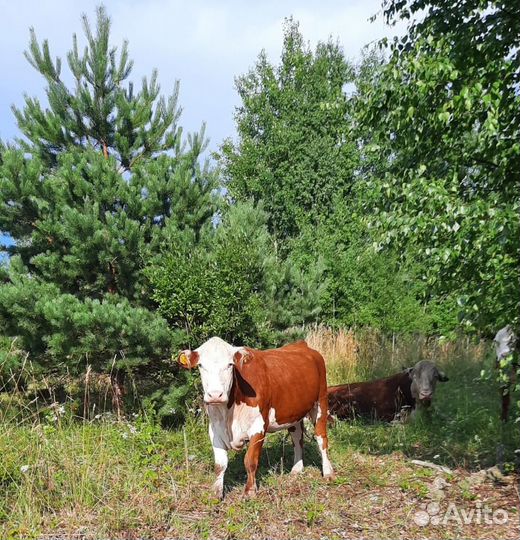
[409,459,453,474]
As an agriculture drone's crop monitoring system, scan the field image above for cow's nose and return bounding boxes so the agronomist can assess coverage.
[205,391,225,403]
[419,392,432,400]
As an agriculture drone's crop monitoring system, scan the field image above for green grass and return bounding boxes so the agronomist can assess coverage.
[0,333,518,539]
[1,412,517,539]
[323,329,518,469]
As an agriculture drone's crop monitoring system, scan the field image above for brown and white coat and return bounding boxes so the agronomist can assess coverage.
[178,337,334,498]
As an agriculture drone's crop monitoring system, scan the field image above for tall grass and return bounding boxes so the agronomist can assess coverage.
[306,324,488,385]
[0,349,209,537]
[0,410,215,538]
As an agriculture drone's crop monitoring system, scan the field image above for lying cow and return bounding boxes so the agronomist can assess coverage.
[494,325,518,422]
[178,337,334,498]
[328,360,449,422]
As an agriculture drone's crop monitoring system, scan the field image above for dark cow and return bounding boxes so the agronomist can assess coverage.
[328,360,449,422]
[178,337,334,498]
[494,325,518,422]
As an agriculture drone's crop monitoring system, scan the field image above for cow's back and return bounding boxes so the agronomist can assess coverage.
[328,372,413,421]
[238,341,326,425]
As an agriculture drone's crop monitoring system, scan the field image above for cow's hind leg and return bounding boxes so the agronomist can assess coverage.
[310,399,335,480]
[289,420,304,474]
[243,432,265,497]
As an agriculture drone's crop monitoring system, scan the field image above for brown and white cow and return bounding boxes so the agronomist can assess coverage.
[178,337,334,498]
[328,360,449,422]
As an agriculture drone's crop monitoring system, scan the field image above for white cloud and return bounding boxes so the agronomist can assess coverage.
[0,0,404,150]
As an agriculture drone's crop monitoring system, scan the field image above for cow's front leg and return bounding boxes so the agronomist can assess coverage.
[209,424,228,499]
[243,432,265,497]
[212,446,228,498]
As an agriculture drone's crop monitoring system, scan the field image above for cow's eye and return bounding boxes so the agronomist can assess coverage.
[227,363,234,369]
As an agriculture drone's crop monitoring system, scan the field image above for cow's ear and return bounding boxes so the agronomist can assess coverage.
[178,350,199,369]
[233,349,251,369]
[437,370,449,382]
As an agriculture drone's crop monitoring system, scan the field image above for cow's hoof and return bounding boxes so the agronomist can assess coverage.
[324,472,336,482]
[212,485,224,500]
[290,463,304,475]
[243,486,257,499]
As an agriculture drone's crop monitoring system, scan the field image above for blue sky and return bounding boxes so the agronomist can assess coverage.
[0,0,403,154]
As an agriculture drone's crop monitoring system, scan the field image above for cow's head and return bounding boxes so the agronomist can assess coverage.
[178,336,248,405]
[494,325,517,365]
[405,360,448,406]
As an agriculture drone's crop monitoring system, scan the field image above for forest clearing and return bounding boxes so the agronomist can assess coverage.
[1,1,518,538]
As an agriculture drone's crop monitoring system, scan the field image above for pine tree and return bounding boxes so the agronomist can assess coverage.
[0,7,218,411]
[148,201,328,345]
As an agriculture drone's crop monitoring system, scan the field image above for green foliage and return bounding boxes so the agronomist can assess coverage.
[220,18,357,241]
[148,202,327,348]
[13,6,182,170]
[383,0,520,71]
[0,267,172,374]
[0,147,215,302]
[423,294,461,338]
[333,249,428,333]
[357,1,520,332]
[143,369,202,427]
[493,348,520,421]
[148,203,273,346]
[220,21,431,335]
[0,336,26,391]
[291,214,431,334]
[0,8,217,381]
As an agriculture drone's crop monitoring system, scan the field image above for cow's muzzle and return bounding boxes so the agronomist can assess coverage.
[418,394,432,406]
[204,391,227,405]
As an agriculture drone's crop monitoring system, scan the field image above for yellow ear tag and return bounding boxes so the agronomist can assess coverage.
[179,353,189,366]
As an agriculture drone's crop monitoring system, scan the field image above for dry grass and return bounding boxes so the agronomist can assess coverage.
[306,325,488,385]
[306,326,359,383]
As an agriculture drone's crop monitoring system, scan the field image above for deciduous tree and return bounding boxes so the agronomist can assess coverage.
[220,19,357,242]
[357,0,520,333]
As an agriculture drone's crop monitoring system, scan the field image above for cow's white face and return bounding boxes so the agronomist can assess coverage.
[179,337,241,404]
